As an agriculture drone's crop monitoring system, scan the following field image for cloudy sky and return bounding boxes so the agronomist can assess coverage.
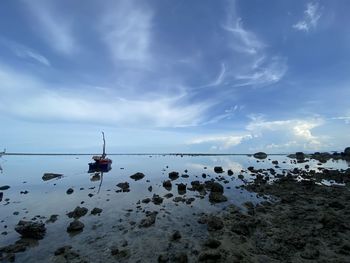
[0,0,349,153]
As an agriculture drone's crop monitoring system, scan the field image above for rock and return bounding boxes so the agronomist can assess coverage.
[253,152,267,159]
[130,172,145,181]
[214,166,224,173]
[148,186,153,192]
[158,254,169,262]
[163,180,172,190]
[0,192,3,202]
[177,183,186,191]
[300,245,319,259]
[15,220,46,239]
[171,230,181,241]
[67,206,88,218]
[344,147,350,156]
[173,197,185,202]
[210,182,224,193]
[209,192,227,203]
[198,252,221,261]
[174,253,188,263]
[46,214,59,223]
[207,216,224,231]
[117,182,130,192]
[169,171,179,180]
[204,239,221,248]
[295,152,305,160]
[42,173,63,181]
[66,188,74,195]
[67,220,84,232]
[272,160,278,165]
[164,193,173,199]
[139,212,157,228]
[91,208,103,215]
[227,169,234,176]
[152,194,164,205]
[54,245,72,256]
[0,186,10,191]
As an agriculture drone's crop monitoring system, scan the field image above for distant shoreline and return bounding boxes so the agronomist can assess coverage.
[2,153,288,156]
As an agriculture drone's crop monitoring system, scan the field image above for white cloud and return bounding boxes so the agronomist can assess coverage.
[293,2,322,32]
[25,0,76,54]
[188,134,253,149]
[100,0,153,64]
[0,65,210,128]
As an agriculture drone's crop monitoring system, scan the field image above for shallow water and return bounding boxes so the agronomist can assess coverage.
[0,154,349,262]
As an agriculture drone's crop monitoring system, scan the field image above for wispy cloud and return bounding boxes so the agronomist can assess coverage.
[293,2,322,32]
[100,0,153,64]
[0,65,211,128]
[24,0,76,54]
[0,38,50,66]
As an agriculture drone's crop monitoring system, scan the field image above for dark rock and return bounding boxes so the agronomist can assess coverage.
[210,182,224,193]
[66,188,74,195]
[67,220,84,232]
[204,239,221,249]
[15,220,46,239]
[253,152,267,159]
[272,160,278,165]
[90,174,101,181]
[169,171,179,180]
[46,214,58,223]
[91,208,103,215]
[163,180,172,190]
[171,230,181,241]
[344,147,350,156]
[148,186,152,192]
[173,197,185,202]
[152,194,163,205]
[198,252,221,261]
[207,216,224,231]
[227,169,234,176]
[0,186,10,191]
[139,212,157,227]
[209,192,227,203]
[214,166,224,173]
[117,182,130,192]
[164,193,173,199]
[67,206,88,218]
[142,198,151,203]
[0,192,3,202]
[54,245,72,256]
[42,173,63,181]
[158,254,169,262]
[130,172,145,181]
[174,253,188,263]
[295,152,305,160]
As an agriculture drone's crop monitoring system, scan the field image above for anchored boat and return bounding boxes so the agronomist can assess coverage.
[88,132,112,173]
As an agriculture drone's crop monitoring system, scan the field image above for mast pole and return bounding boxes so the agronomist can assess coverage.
[102,132,106,158]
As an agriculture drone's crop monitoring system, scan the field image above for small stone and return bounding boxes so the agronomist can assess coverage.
[130,172,145,181]
[227,170,234,176]
[67,206,88,218]
[204,239,221,248]
[169,171,179,180]
[15,220,46,239]
[67,220,84,232]
[91,208,103,215]
[66,188,74,195]
[171,230,181,241]
[214,167,224,173]
[0,185,10,191]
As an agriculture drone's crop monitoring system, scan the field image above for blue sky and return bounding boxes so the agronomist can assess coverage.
[0,0,349,153]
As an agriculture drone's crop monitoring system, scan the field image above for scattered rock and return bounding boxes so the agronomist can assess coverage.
[130,172,145,181]
[214,166,224,173]
[152,194,164,205]
[164,193,173,199]
[67,206,88,218]
[204,239,221,249]
[91,208,103,215]
[139,212,157,228]
[198,252,221,261]
[15,220,46,239]
[148,186,153,192]
[171,230,181,241]
[42,173,63,181]
[344,147,350,156]
[0,192,3,202]
[117,182,130,192]
[142,198,151,203]
[253,152,267,159]
[66,188,74,195]
[0,186,10,191]
[46,214,59,223]
[206,216,224,231]
[163,180,172,190]
[227,169,234,176]
[169,171,179,180]
[209,192,228,203]
[67,220,84,232]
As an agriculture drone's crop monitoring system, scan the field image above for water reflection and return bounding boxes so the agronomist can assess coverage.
[88,163,112,194]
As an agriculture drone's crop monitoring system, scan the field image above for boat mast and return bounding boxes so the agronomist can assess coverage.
[102,132,106,158]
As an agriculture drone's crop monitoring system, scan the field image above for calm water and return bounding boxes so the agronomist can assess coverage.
[0,155,348,262]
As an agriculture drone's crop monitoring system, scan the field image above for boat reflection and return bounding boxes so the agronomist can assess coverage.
[88,165,111,194]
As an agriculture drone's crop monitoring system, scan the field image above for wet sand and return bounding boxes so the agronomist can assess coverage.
[0,153,349,262]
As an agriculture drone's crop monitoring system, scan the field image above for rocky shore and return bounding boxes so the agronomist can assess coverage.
[1,151,349,262]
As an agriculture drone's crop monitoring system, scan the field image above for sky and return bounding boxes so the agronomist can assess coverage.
[0,0,349,153]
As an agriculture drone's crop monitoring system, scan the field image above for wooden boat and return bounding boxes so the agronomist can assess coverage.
[88,132,112,172]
